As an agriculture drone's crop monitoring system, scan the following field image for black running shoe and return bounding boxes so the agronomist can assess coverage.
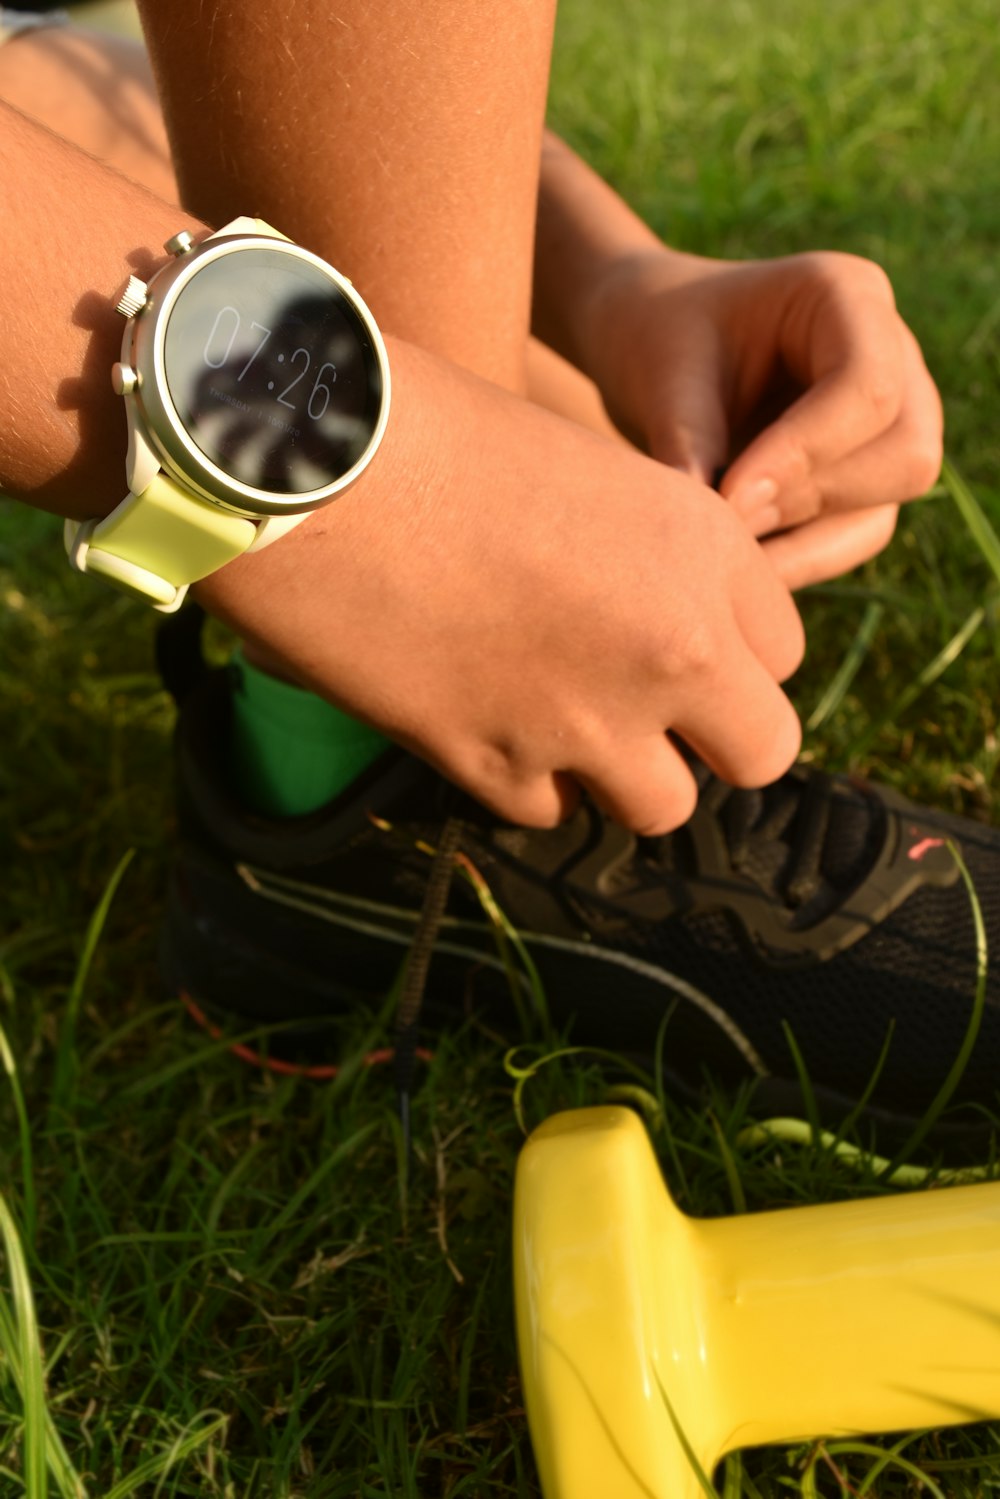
[160,611,1000,1146]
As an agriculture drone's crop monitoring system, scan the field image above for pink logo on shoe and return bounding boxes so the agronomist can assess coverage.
[908,835,945,862]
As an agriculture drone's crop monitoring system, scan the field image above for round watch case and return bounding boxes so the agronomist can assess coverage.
[120,231,391,519]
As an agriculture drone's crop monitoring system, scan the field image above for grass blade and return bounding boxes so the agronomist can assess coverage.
[780,1021,823,1145]
[0,1190,45,1499]
[806,599,884,732]
[0,1190,85,1498]
[879,839,987,1180]
[0,1016,36,1246]
[50,849,135,1124]
[826,1438,946,1499]
[707,1112,747,1214]
[101,1414,228,1499]
[941,456,1000,586]
[652,1365,720,1498]
[848,606,984,761]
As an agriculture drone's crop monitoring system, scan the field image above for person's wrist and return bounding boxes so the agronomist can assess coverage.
[0,99,204,522]
[193,335,454,633]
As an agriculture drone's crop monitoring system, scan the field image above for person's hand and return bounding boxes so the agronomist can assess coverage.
[200,342,804,832]
[578,248,943,588]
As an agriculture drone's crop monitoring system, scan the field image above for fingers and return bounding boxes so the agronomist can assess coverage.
[722,255,942,531]
[729,531,807,683]
[762,505,900,591]
[674,624,802,789]
[443,733,699,837]
[481,770,584,829]
[505,635,802,837]
[578,531,803,821]
[770,330,941,528]
[573,733,700,836]
[440,565,804,837]
[724,256,905,506]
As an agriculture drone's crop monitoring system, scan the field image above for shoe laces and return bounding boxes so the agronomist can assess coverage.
[394,815,463,1171]
[685,760,880,919]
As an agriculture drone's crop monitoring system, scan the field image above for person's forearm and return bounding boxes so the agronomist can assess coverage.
[137,0,557,393]
[533,131,695,375]
[0,101,199,515]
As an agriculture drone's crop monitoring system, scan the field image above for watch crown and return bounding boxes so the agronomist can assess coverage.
[164,230,196,257]
[115,275,148,319]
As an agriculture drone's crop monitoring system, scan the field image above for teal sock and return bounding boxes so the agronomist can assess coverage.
[229,649,390,817]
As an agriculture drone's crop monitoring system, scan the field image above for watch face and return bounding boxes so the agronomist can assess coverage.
[161,246,384,496]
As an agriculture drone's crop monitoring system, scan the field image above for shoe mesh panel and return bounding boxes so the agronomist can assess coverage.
[636,807,999,1115]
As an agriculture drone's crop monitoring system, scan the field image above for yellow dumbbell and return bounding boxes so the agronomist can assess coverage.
[514,1106,1000,1498]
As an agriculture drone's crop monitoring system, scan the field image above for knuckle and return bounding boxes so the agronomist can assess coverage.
[464,739,546,820]
[905,434,944,496]
[803,249,851,289]
[473,736,521,786]
[672,616,722,678]
[467,731,586,828]
[779,440,812,493]
[631,776,699,837]
[776,478,823,529]
[852,257,896,305]
[858,362,902,426]
[755,431,813,497]
[809,250,895,305]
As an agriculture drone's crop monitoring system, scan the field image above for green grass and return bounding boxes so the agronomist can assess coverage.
[3,0,1000,1493]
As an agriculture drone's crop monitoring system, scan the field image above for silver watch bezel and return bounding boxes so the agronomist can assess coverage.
[123,232,391,519]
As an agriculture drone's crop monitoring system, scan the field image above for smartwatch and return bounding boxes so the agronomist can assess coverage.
[66,216,390,612]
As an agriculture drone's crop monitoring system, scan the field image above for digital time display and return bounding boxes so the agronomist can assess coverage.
[162,247,384,495]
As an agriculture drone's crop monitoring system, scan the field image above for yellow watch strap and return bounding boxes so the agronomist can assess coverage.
[83,472,257,602]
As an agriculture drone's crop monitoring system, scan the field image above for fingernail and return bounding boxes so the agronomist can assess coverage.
[730,477,778,520]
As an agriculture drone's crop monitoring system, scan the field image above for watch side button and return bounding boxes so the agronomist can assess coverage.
[164,230,196,257]
[115,275,148,319]
[111,362,138,396]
